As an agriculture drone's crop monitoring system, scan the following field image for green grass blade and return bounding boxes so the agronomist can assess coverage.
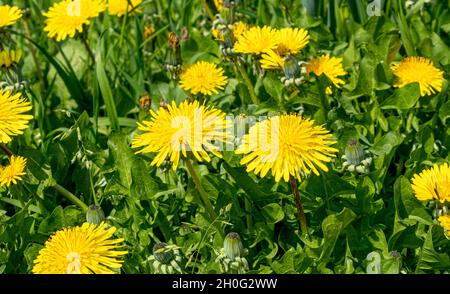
[95,35,120,131]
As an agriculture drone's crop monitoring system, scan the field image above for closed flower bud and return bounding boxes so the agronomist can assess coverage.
[144,25,155,40]
[345,139,365,166]
[165,32,182,79]
[342,139,372,174]
[224,232,245,259]
[153,243,174,264]
[282,55,301,80]
[149,243,183,274]
[216,232,249,273]
[86,205,105,225]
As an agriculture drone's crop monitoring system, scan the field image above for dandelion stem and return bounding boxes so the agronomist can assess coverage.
[23,19,45,88]
[53,184,89,213]
[201,0,215,21]
[81,34,96,64]
[184,158,223,238]
[0,144,89,213]
[316,76,330,114]
[289,175,308,235]
[0,144,13,157]
[235,61,260,105]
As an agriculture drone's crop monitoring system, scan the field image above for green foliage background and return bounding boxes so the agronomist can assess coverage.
[0,0,450,274]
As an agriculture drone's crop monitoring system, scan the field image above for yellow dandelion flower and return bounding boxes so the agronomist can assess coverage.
[391,56,444,97]
[236,114,338,182]
[275,27,309,55]
[214,0,223,11]
[132,100,230,170]
[43,0,106,41]
[0,90,33,144]
[33,222,127,274]
[260,49,285,70]
[234,25,279,55]
[0,155,26,187]
[0,49,22,68]
[0,5,22,28]
[108,0,142,16]
[411,163,450,203]
[179,61,227,96]
[232,21,248,40]
[439,215,450,232]
[306,54,347,88]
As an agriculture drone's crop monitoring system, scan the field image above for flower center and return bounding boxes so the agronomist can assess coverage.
[66,252,82,274]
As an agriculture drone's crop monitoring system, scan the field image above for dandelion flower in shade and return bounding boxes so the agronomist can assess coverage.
[0,156,26,187]
[260,49,285,70]
[32,222,127,274]
[411,163,450,203]
[391,56,444,97]
[234,26,279,55]
[235,114,338,182]
[275,27,309,55]
[43,0,106,41]
[132,100,230,170]
[0,49,22,68]
[306,54,347,88]
[0,5,22,28]
[179,61,227,96]
[0,90,33,144]
[108,0,142,16]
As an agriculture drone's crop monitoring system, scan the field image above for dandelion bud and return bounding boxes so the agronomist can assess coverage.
[165,32,182,79]
[149,243,183,274]
[282,55,301,80]
[216,232,249,273]
[152,243,174,264]
[86,205,105,225]
[220,27,234,48]
[144,25,155,40]
[224,232,244,259]
[342,139,372,174]
[345,139,365,166]
[139,93,151,111]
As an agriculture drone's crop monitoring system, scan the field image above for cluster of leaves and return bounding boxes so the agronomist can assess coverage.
[0,0,449,274]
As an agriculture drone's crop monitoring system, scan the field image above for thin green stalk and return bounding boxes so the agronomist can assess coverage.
[88,170,98,206]
[244,197,253,231]
[81,34,96,64]
[184,158,223,238]
[201,0,215,21]
[316,76,330,113]
[53,184,89,212]
[235,61,260,105]
[289,175,308,235]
